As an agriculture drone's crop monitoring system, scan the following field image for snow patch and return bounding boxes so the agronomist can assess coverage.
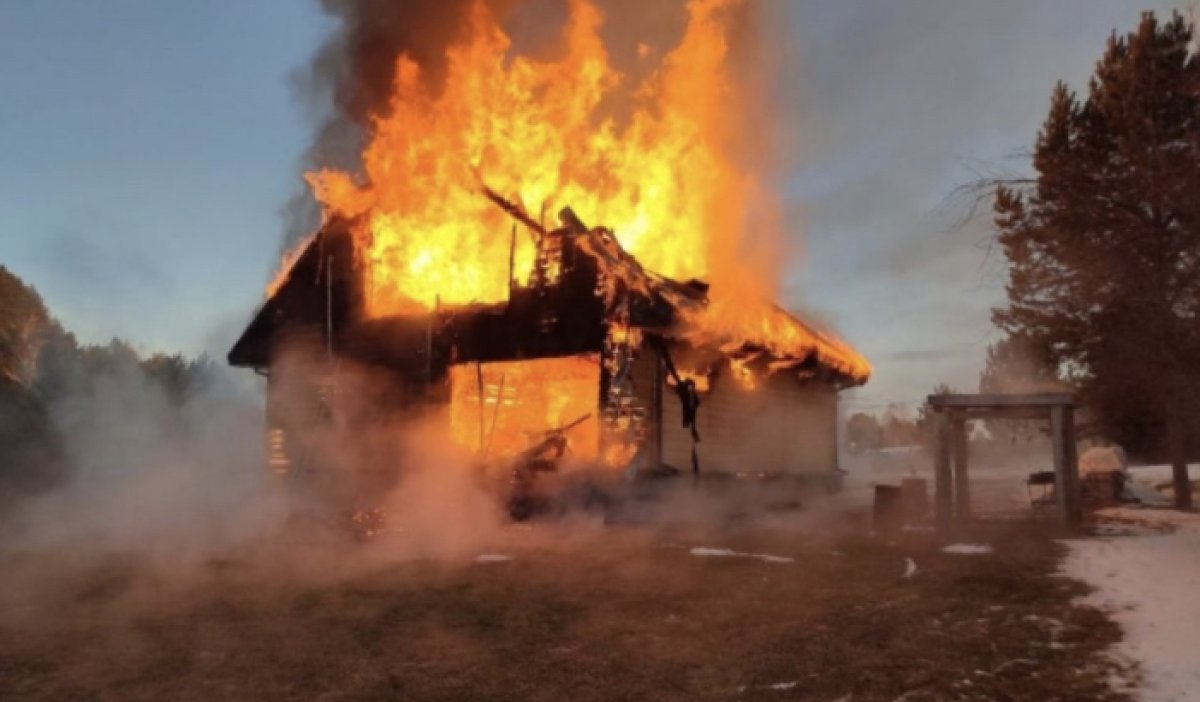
[690,547,794,564]
[691,547,737,558]
[736,681,801,694]
[1061,500,1200,702]
[474,554,513,563]
[942,543,994,555]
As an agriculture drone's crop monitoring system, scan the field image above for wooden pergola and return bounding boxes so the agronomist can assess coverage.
[926,393,1081,528]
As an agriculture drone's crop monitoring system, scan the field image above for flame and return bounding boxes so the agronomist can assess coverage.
[259,0,874,472]
[305,0,759,316]
[681,299,872,382]
[449,356,600,460]
[283,0,871,387]
[728,356,758,391]
[266,233,314,298]
[666,368,712,393]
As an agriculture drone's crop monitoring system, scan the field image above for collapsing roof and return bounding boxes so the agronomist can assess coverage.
[229,200,870,389]
[562,211,870,384]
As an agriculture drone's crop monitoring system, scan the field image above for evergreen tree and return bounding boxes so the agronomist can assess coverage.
[978,334,1062,447]
[845,412,883,453]
[978,334,1061,395]
[993,12,1200,507]
[0,266,64,495]
[0,264,52,386]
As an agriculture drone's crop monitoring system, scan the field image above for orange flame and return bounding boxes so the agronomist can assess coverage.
[306,0,759,315]
[266,233,313,298]
[289,0,870,384]
[449,356,600,460]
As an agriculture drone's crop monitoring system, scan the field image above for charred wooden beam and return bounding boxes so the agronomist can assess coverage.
[558,207,588,234]
[481,185,545,243]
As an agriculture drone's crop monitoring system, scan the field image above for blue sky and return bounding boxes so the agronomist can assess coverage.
[0,1,1192,410]
[0,3,330,354]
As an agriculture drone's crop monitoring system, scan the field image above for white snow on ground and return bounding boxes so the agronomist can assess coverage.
[941,543,994,555]
[1125,465,1188,507]
[736,681,800,694]
[1061,464,1200,702]
[474,554,513,563]
[690,547,794,563]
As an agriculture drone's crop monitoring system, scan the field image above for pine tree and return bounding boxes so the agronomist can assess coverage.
[978,334,1061,395]
[0,264,52,386]
[994,12,1200,508]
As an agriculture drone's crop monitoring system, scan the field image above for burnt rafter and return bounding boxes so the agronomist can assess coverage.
[227,220,361,369]
[229,192,868,389]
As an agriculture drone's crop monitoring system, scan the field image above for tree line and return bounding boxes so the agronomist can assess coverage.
[853,12,1199,508]
[0,264,219,499]
[993,11,1199,507]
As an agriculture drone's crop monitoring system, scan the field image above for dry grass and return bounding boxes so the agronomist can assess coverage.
[0,514,1131,701]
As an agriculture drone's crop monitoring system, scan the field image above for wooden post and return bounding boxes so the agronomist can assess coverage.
[476,362,485,452]
[425,295,438,402]
[1063,407,1080,524]
[652,354,664,468]
[1051,404,1082,527]
[952,413,971,523]
[507,224,516,294]
[325,255,335,359]
[934,411,953,528]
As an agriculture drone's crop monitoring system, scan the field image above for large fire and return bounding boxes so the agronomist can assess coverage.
[304,0,759,315]
[280,0,870,382]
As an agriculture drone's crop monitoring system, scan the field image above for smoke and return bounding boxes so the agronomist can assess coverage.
[0,342,868,650]
[0,363,259,623]
[0,0,838,623]
[2,363,264,556]
[0,341,513,628]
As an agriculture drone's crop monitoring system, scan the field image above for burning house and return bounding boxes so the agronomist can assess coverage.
[226,0,870,513]
[229,195,868,494]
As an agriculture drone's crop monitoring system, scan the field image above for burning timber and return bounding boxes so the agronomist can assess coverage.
[228,194,870,518]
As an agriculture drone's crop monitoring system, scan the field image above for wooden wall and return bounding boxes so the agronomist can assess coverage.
[659,363,838,476]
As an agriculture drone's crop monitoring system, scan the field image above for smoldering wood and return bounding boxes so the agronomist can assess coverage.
[557,206,588,235]
[230,207,859,386]
[482,185,544,244]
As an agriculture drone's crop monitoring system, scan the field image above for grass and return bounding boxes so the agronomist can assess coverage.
[0,514,1132,701]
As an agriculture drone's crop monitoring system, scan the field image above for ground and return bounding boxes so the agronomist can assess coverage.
[1061,465,1200,702]
[0,510,1130,702]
